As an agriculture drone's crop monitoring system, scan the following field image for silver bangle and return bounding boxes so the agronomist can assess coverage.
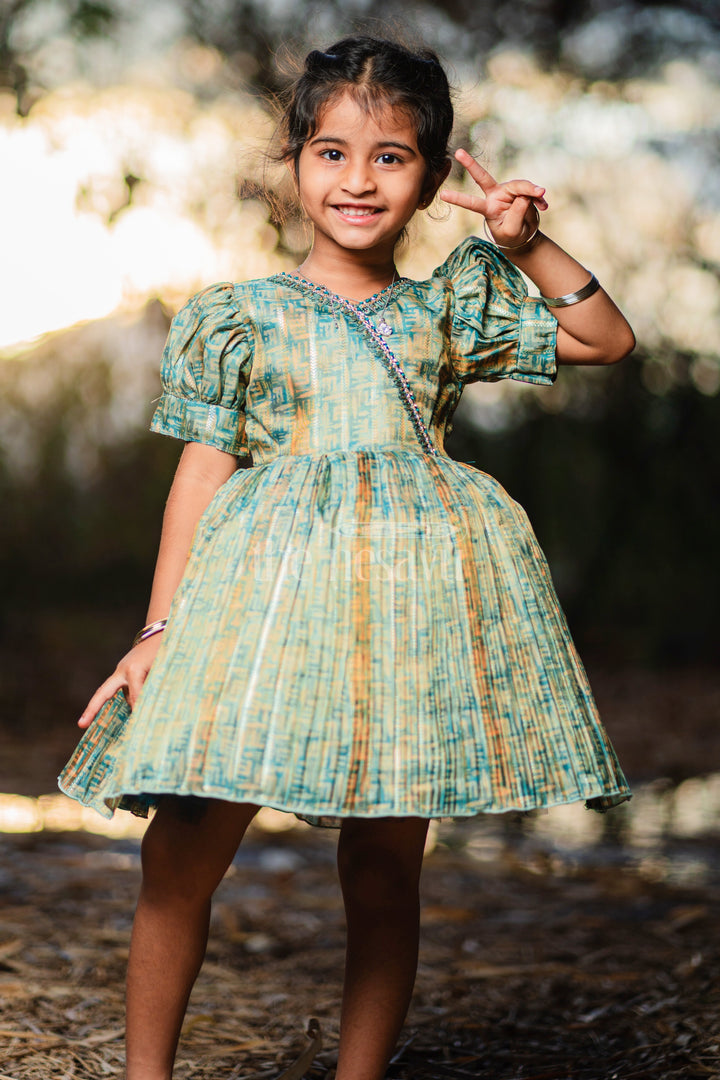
[482,205,541,252]
[541,273,600,308]
[132,619,168,647]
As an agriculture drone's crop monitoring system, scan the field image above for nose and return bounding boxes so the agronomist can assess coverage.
[340,158,377,197]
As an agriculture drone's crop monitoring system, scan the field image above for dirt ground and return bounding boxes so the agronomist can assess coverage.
[1,808,718,1080]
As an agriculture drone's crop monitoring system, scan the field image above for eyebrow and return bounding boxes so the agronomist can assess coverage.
[309,135,417,155]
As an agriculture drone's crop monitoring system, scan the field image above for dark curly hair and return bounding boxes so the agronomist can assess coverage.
[279,36,454,186]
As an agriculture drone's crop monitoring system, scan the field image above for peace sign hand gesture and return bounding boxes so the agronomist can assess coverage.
[440,148,548,250]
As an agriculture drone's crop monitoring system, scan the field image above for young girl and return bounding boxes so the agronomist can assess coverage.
[60,35,634,1080]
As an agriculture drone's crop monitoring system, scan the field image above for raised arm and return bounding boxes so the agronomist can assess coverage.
[78,442,239,728]
[441,149,636,366]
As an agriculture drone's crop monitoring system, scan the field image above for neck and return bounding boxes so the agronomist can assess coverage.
[297,243,399,302]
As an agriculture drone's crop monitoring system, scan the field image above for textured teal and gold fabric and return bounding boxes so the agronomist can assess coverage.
[59,238,631,822]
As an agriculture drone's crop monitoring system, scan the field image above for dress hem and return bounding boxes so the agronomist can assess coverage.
[57,775,632,826]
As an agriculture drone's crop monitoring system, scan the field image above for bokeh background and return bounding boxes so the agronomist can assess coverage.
[1,0,719,806]
[2,5,720,1078]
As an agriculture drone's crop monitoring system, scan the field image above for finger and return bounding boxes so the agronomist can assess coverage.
[453,148,499,194]
[503,179,548,209]
[124,673,149,712]
[488,197,544,248]
[439,188,488,214]
[504,194,534,233]
[78,678,127,729]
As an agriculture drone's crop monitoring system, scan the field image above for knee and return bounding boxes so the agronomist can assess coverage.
[140,831,195,906]
[139,799,218,906]
[338,840,421,915]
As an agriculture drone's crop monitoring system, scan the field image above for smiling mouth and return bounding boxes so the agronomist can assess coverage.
[332,205,383,221]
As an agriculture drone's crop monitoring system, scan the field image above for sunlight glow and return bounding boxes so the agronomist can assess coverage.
[0,84,280,349]
[1,53,719,394]
[0,794,316,838]
[1,781,718,853]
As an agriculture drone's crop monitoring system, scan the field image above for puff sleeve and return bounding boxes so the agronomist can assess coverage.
[432,237,558,386]
[149,283,253,456]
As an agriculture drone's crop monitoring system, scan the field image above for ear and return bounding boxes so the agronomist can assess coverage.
[419,160,452,209]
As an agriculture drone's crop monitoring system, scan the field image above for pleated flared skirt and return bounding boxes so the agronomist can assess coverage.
[59,449,631,822]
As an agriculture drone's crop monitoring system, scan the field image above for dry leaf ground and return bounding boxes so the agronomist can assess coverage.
[1,806,718,1080]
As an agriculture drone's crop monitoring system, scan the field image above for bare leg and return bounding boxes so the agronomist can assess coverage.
[335,817,429,1080]
[125,796,258,1080]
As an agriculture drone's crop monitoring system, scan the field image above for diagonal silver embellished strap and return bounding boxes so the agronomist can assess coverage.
[337,297,438,456]
[274,274,437,457]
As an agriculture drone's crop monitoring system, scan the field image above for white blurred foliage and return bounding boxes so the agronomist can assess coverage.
[0,44,718,400]
[0,75,284,347]
[406,50,720,413]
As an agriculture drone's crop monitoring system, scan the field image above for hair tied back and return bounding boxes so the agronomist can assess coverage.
[305,50,338,71]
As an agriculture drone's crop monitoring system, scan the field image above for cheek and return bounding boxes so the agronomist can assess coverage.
[400,175,427,210]
[296,162,326,201]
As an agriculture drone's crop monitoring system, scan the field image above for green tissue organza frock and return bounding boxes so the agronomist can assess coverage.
[59,238,631,823]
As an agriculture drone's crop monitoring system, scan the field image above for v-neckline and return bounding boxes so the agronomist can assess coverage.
[270,271,411,311]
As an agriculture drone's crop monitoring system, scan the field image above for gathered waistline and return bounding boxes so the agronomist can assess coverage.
[247,446,454,467]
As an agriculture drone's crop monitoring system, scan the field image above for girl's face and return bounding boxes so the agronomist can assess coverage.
[295,91,434,260]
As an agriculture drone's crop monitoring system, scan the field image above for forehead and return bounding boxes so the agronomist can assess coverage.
[313,90,419,147]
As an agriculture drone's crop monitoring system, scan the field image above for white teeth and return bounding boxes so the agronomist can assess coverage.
[337,206,377,217]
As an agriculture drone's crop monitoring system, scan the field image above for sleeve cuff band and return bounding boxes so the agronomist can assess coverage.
[514,295,559,385]
[149,392,248,456]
